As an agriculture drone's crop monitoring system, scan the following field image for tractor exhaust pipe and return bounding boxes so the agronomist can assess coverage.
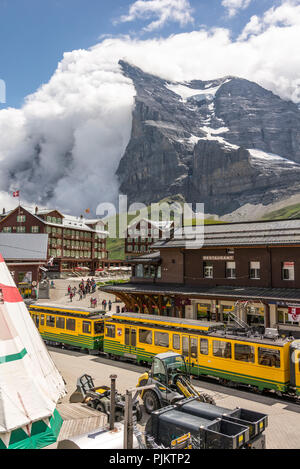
[109,374,117,430]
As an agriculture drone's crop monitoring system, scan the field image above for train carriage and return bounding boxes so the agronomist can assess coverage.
[104,313,295,394]
[29,303,106,353]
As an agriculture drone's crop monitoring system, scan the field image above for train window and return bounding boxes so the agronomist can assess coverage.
[182,337,189,357]
[139,329,153,345]
[258,348,281,368]
[40,314,44,326]
[191,338,198,359]
[82,321,91,334]
[56,317,65,329]
[106,325,116,338]
[131,329,137,347]
[154,332,169,348]
[200,338,209,355]
[173,334,180,350]
[46,316,55,328]
[234,343,255,363]
[66,318,76,331]
[94,321,104,334]
[213,340,232,359]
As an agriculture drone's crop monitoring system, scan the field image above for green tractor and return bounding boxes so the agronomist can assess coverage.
[138,352,215,414]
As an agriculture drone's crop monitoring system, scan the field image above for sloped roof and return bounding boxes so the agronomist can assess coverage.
[153,219,300,249]
[0,234,48,261]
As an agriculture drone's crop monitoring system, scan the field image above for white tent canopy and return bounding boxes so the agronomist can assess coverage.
[0,253,66,449]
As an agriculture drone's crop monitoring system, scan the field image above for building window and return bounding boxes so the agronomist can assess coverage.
[17,215,26,222]
[234,343,255,363]
[258,347,280,368]
[250,261,260,279]
[203,262,213,279]
[226,261,236,279]
[213,340,232,359]
[136,264,144,278]
[16,226,26,233]
[154,331,169,348]
[282,262,295,281]
[2,227,12,233]
[31,226,40,233]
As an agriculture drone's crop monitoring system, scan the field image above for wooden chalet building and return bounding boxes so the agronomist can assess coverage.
[100,219,300,338]
[0,206,108,275]
[125,218,174,258]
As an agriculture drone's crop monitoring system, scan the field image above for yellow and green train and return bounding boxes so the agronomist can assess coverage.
[28,306,300,397]
[29,303,106,353]
[103,313,300,397]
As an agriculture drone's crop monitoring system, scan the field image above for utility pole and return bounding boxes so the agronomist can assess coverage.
[109,374,117,431]
[123,384,155,449]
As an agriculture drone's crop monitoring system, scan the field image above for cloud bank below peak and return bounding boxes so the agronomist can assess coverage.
[0,1,300,214]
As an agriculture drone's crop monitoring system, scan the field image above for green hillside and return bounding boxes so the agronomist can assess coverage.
[262,203,300,220]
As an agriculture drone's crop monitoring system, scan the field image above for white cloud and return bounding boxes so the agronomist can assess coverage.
[222,0,252,18]
[239,0,300,39]
[117,0,194,31]
[0,1,300,213]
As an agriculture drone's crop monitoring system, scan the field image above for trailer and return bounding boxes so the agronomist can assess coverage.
[145,397,268,449]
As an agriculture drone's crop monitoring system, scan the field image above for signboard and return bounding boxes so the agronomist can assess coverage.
[203,256,234,261]
[288,306,300,322]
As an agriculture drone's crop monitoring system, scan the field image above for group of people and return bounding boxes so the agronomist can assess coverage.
[66,278,116,312]
[67,278,97,302]
[101,299,112,311]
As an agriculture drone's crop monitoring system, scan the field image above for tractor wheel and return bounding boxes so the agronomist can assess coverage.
[95,402,105,413]
[143,390,160,414]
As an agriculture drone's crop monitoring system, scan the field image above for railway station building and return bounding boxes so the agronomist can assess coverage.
[100,219,300,338]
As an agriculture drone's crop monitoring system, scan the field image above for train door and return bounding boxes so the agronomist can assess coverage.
[31,313,39,329]
[39,313,45,335]
[182,335,199,376]
[124,326,137,359]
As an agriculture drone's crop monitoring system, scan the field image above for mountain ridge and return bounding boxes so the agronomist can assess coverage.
[116,60,300,215]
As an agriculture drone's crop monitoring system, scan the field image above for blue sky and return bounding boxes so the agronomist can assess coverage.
[0,0,279,108]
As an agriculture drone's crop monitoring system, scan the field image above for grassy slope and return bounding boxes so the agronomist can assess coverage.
[262,203,300,220]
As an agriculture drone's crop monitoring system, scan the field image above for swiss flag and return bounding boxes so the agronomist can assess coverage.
[13,191,20,197]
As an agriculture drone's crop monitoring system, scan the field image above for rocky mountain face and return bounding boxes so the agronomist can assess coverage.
[116,61,300,215]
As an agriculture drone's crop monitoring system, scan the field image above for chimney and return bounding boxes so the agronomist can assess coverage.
[35,206,38,214]
[2,208,5,215]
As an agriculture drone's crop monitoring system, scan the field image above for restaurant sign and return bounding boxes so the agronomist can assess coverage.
[203,256,234,261]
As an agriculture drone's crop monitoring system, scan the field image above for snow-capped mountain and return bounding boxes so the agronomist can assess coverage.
[117,61,300,215]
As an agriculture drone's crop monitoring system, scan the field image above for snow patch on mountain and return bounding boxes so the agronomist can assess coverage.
[248,149,300,167]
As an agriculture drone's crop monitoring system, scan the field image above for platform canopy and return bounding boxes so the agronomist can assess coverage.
[0,254,66,449]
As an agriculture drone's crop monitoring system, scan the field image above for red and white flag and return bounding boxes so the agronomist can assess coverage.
[13,191,20,198]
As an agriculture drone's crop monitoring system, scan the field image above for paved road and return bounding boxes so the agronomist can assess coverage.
[50,347,300,449]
